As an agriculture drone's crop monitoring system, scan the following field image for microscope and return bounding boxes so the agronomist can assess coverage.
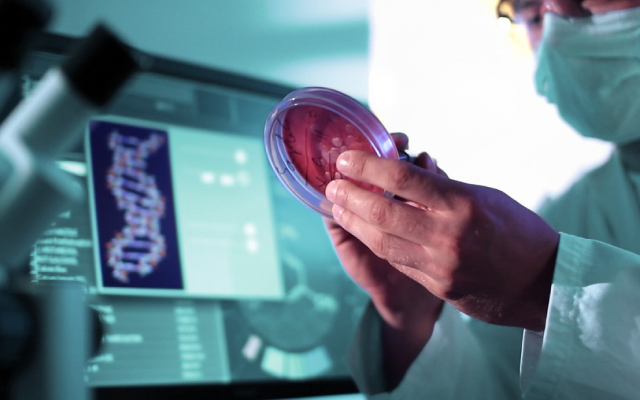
[0,0,139,398]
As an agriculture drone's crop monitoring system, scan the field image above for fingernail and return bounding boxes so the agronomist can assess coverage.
[336,152,351,172]
[332,204,344,221]
[326,180,338,201]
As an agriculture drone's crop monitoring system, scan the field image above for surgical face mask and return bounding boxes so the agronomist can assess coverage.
[535,8,640,145]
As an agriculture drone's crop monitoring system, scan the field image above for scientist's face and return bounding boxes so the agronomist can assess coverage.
[512,0,640,50]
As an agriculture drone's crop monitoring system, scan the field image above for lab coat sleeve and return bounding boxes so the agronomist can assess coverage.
[523,233,640,400]
[349,300,521,399]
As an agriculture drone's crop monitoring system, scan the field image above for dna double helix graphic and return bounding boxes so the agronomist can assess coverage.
[105,131,167,283]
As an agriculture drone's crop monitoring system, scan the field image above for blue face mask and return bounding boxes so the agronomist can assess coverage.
[535,8,640,145]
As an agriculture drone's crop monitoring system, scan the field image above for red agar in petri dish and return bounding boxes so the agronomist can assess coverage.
[281,104,381,194]
[264,87,399,218]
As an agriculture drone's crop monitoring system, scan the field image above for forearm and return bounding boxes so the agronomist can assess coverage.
[350,302,522,399]
[367,277,444,390]
[378,297,443,389]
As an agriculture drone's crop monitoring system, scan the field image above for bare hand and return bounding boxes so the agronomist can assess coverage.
[324,135,443,326]
[326,150,559,331]
[323,134,444,387]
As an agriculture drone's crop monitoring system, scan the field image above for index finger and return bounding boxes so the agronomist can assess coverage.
[335,150,457,210]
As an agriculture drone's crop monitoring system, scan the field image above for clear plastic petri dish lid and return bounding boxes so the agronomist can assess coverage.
[264,87,400,218]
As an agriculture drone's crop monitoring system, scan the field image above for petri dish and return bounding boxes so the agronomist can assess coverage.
[264,87,400,218]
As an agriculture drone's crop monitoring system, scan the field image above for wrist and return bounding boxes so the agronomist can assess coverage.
[376,293,443,390]
[370,279,443,333]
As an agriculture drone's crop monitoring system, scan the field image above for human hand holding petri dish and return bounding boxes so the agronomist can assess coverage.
[264,87,404,218]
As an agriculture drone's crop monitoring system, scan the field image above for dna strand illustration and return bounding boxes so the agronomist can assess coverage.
[105,131,167,283]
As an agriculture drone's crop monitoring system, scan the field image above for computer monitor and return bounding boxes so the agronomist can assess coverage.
[23,32,368,400]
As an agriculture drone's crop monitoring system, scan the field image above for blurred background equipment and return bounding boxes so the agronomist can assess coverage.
[19,29,370,399]
[0,1,138,398]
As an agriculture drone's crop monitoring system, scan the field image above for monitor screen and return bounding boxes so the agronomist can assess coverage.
[22,32,368,400]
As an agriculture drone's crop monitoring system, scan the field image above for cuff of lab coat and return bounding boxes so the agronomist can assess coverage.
[521,233,589,399]
[520,329,545,393]
[522,232,640,399]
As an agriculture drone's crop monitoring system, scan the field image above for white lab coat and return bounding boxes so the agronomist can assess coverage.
[349,150,640,399]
